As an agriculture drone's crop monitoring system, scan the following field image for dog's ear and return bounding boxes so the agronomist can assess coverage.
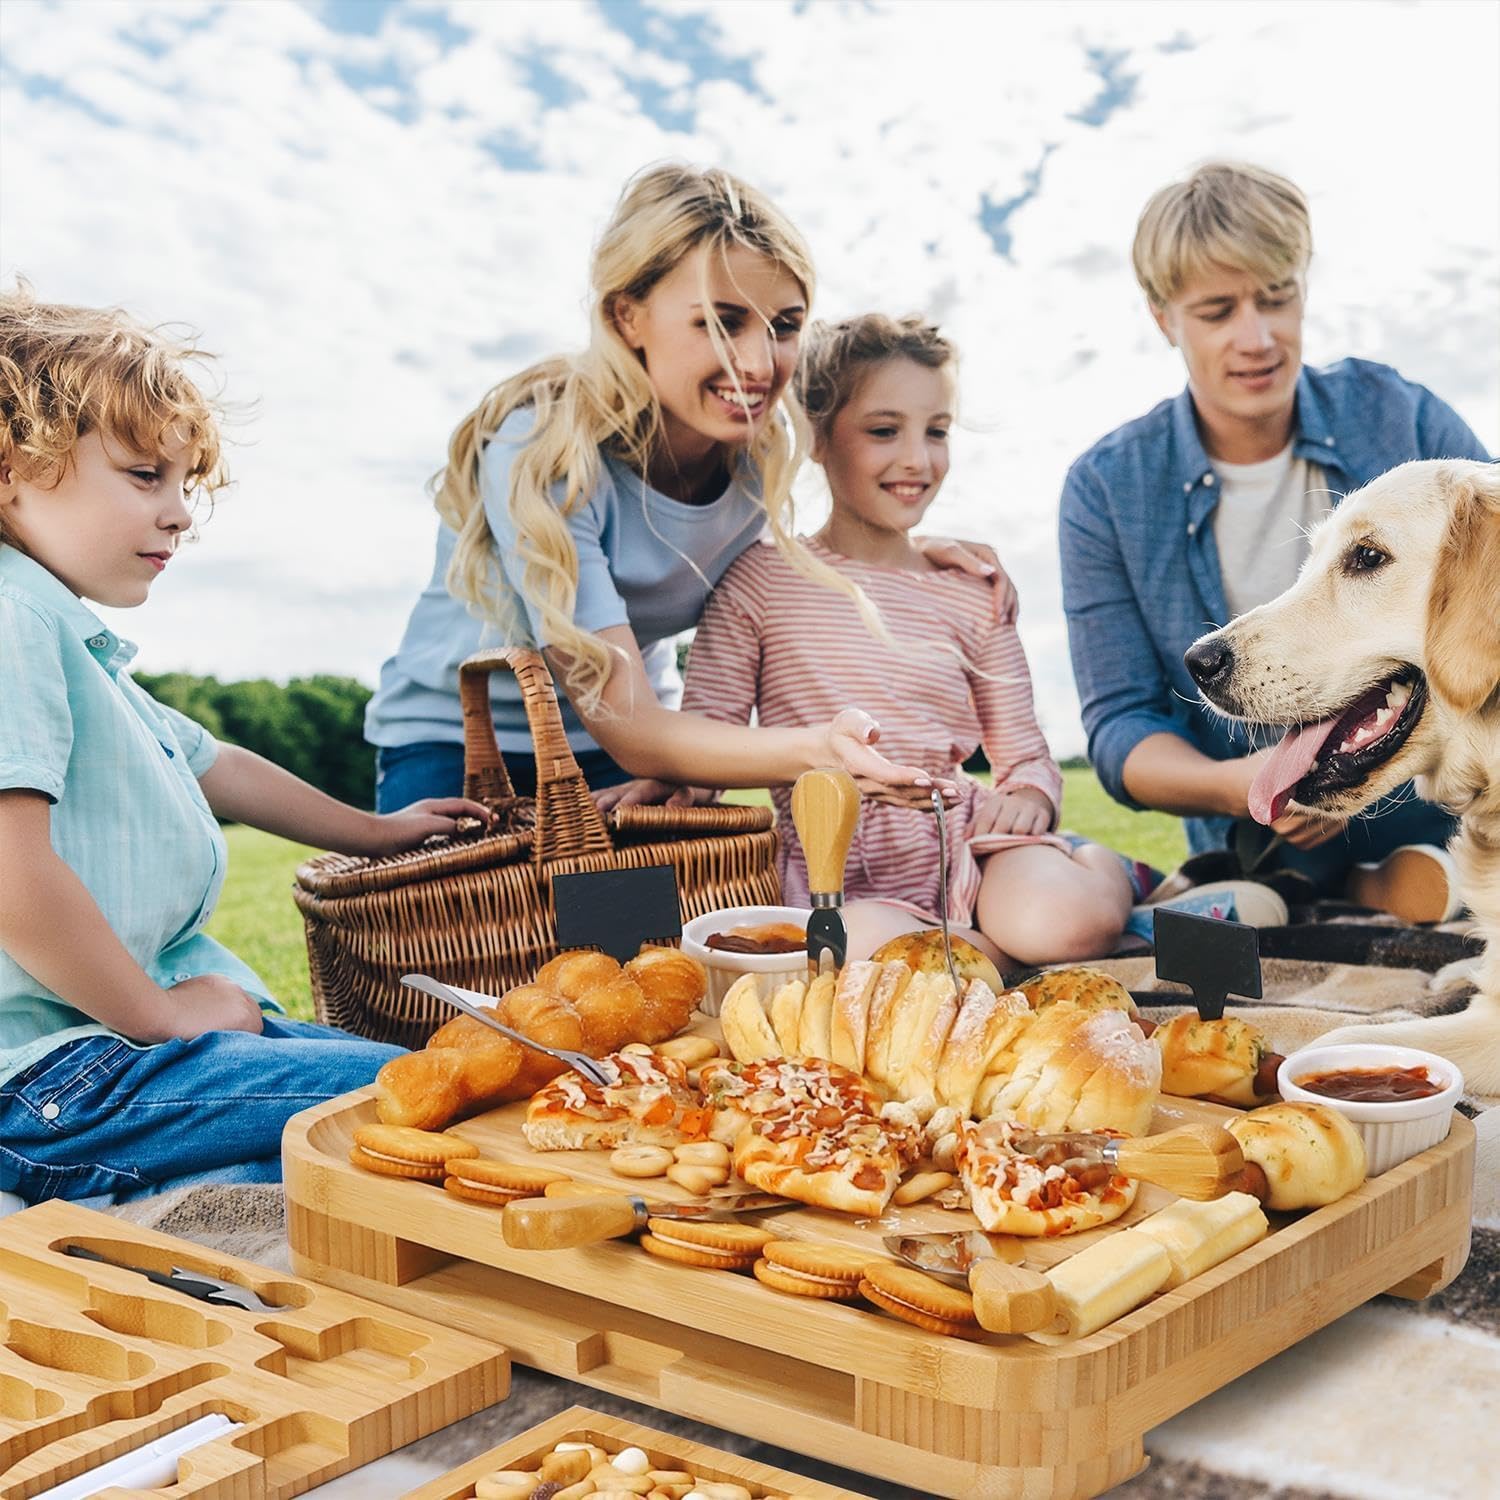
[1426,464,1500,714]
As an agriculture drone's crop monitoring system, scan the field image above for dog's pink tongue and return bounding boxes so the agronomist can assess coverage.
[1248,719,1340,825]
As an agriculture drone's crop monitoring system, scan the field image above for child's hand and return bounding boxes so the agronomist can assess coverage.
[911,537,1018,623]
[972,785,1054,836]
[594,779,718,812]
[361,797,497,855]
[826,709,960,807]
[164,975,265,1038]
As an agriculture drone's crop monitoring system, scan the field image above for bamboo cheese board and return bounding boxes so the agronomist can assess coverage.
[0,1199,507,1499]
[282,1040,1474,1500]
[403,1405,876,1499]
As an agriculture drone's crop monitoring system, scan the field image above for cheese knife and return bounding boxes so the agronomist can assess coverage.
[501,1190,791,1250]
[62,1245,282,1311]
[884,1229,1057,1334]
[792,768,861,977]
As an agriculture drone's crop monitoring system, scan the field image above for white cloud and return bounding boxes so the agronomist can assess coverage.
[1,0,1495,764]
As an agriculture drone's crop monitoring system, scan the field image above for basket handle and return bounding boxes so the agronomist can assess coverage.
[458,647,615,863]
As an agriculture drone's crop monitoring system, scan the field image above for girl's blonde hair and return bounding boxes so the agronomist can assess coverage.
[797,313,956,443]
[1132,161,1312,308]
[436,162,877,715]
[0,283,226,520]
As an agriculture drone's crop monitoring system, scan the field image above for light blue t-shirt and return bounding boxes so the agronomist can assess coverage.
[0,548,277,1090]
[364,407,768,755]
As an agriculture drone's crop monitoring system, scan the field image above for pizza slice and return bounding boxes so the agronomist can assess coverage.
[523,1052,712,1151]
[956,1117,1137,1237]
[700,1056,922,1217]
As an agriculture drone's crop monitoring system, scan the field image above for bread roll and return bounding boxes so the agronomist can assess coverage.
[1133,1192,1268,1289]
[1154,1014,1270,1106]
[769,978,807,1056]
[862,961,915,1087]
[870,930,1003,994]
[721,974,780,1062]
[1065,1013,1162,1139]
[895,975,961,1118]
[624,948,706,1040]
[934,984,1029,1118]
[374,1047,507,1130]
[830,961,880,1074]
[1227,1101,1367,1210]
[1018,965,1137,1018]
[797,972,837,1060]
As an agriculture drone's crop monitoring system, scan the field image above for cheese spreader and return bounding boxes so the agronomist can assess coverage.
[792,768,861,977]
[501,1190,789,1250]
[885,1230,1057,1334]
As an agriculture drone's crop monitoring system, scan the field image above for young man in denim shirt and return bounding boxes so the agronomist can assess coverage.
[1060,162,1490,921]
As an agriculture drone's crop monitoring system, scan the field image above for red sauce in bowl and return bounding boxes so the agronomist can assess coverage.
[704,922,807,955]
[1295,1065,1444,1103]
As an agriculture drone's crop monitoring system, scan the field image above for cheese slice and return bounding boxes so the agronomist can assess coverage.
[1131,1191,1269,1289]
[1026,1228,1171,1343]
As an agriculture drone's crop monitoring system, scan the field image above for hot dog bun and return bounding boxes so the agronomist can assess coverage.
[1226,1101,1367,1210]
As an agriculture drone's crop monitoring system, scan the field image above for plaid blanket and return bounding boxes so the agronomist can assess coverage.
[108,952,1498,1500]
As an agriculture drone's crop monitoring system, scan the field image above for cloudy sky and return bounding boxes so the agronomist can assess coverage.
[3,0,1497,757]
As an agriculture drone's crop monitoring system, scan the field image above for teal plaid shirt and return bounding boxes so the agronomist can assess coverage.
[0,548,275,1089]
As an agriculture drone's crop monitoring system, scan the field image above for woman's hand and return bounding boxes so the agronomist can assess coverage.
[912,536,1019,623]
[362,797,497,855]
[162,975,265,1039]
[825,709,959,808]
[972,785,1054,837]
[593,779,718,812]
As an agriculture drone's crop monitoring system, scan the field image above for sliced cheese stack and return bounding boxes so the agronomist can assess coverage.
[1025,1229,1172,1344]
[719,960,1160,1134]
[1132,1190,1269,1288]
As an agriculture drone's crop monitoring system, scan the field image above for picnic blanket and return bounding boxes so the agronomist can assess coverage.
[105,955,1499,1500]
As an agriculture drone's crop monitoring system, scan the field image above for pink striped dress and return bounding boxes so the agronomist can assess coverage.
[680,538,1068,923]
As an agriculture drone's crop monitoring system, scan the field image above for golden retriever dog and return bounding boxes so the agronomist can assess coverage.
[1184,459,1500,1094]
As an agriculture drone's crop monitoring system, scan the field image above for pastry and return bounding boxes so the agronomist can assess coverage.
[957,1117,1137,1237]
[1018,965,1138,1017]
[1227,1101,1368,1210]
[1154,1013,1281,1105]
[869,929,1004,993]
[524,1051,710,1152]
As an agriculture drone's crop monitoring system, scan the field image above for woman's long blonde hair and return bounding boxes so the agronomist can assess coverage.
[435,162,877,715]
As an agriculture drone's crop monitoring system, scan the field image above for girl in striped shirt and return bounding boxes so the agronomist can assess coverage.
[680,315,1138,971]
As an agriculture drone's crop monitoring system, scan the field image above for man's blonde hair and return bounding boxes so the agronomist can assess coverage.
[436,162,882,717]
[1132,162,1312,308]
[0,283,226,503]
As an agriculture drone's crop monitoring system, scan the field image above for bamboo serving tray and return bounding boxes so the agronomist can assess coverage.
[283,1056,1474,1500]
[0,1200,507,1499]
[403,1404,875,1499]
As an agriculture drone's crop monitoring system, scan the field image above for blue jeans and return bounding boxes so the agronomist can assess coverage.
[374,739,632,812]
[0,1017,402,1203]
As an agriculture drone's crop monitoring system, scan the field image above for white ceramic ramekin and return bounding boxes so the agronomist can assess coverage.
[680,905,812,1017]
[1276,1043,1463,1175]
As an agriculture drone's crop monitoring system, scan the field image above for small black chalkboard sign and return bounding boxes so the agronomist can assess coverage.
[1152,906,1262,1021]
[551,865,682,963]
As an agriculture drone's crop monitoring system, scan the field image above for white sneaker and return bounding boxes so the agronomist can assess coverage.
[0,1191,30,1218]
[1145,881,1290,927]
[1346,844,1462,924]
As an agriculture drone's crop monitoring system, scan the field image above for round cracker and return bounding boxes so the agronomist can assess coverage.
[446,1157,571,1192]
[443,1177,527,1208]
[859,1261,978,1329]
[761,1240,873,1281]
[643,1217,774,1254]
[640,1234,759,1270]
[752,1257,863,1300]
[351,1124,480,1165]
[348,1145,447,1181]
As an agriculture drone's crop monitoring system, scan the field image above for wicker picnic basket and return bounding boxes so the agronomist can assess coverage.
[293,647,781,1048]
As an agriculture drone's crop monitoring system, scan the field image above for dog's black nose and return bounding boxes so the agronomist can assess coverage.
[1185,637,1234,689]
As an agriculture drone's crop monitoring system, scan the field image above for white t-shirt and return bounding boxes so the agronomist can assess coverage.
[1210,444,1328,620]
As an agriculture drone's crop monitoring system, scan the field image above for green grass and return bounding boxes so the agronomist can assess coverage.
[209,768,1185,1024]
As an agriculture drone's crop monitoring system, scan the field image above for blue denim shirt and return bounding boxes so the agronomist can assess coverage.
[1059,358,1490,854]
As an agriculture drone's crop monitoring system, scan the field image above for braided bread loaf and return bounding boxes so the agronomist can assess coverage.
[719,960,1160,1135]
[373,947,705,1130]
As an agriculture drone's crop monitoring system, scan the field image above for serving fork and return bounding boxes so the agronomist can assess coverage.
[400,973,615,1088]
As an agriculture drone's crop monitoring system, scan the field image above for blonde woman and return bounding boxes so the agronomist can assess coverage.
[367,164,1003,809]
